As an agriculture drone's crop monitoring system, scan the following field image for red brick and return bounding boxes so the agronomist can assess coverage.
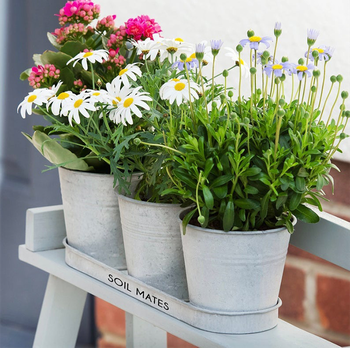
[323,159,350,206]
[279,264,306,321]
[95,298,126,337]
[167,333,197,348]
[316,275,350,334]
[97,337,125,348]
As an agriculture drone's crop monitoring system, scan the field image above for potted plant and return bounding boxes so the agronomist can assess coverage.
[17,0,162,269]
[134,25,349,318]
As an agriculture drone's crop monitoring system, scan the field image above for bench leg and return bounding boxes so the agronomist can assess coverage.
[33,274,87,348]
[125,312,167,348]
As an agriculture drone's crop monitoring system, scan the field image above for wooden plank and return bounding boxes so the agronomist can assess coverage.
[125,312,167,348]
[25,205,66,252]
[19,246,340,348]
[291,209,350,270]
[33,274,87,348]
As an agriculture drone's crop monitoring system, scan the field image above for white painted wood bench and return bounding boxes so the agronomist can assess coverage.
[19,205,350,348]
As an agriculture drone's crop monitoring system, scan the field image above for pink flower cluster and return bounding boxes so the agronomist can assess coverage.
[53,23,94,45]
[103,54,126,72]
[28,64,60,89]
[73,79,87,92]
[125,15,161,41]
[58,0,100,26]
[96,15,116,32]
[106,25,128,50]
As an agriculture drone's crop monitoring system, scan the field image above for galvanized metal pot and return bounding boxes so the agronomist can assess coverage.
[118,194,189,300]
[59,167,141,269]
[180,210,293,313]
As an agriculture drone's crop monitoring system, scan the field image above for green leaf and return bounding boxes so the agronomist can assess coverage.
[20,69,31,81]
[289,192,302,211]
[182,208,197,235]
[244,185,259,195]
[202,185,214,209]
[47,32,62,50]
[210,174,233,188]
[60,41,88,57]
[243,167,261,177]
[260,191,271,220]
[27,130,93,171]
[296,176,306,192]
[276,193,288,210]
[235,199,260,210]
[223,199,235,232]
[293,204,320,223]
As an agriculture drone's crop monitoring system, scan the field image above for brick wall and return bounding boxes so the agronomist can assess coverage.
[94,159,350,348]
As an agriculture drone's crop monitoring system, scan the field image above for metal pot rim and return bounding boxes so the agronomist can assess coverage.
[179,208,296,235]
[117,192,183,208]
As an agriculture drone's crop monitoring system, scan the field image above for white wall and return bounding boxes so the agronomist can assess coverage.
[96,0,350,160]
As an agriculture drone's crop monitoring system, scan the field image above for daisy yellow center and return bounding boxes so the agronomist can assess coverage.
[272,64,283,70]
[112,97,121,105]
[28,95,37,103]
[119,68,128,76]
[172,78,180,82]
[74,99,83,108]
[175,82,186,91]
[313,48,324,54]
[92,92,100,96]
[57,92,70,100]
[239,59,245,65]
[297,65,308,72]
[123,97,134,107]
[249,36,261,42]
[175,38,184,42]
[185,53,196,62]
[83,52,94,58]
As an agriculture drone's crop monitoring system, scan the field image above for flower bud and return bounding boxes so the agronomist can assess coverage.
[312,50,319,59]
[228,90,233,98]
[281,56,288,62]
[212,101,217,109]
[330,75,337,83]
[257,88,262,95]
[197,215,205,225]
[277,109,285,116]
[133,138,141,146]
[340,104,345,111]
[298,58,304,65]
[96,79,102,88]
[340,133,347,140]
[236,44,243,53]
[313,70,321,78]
[247,30,255,38]
[337,75,343,82]
[180,53,187,61]
[274,22,282,37]
[262,50,270,58]
[279,99,285,106]
[280,74,286,82]
[250,67,257,75]
[223,69,229,77]
[344,110,350,118]
[341,91,349,99]
[275,77,280,84]
[311,86,317,93]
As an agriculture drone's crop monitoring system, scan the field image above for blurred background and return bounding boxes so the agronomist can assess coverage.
[0,0,349,347]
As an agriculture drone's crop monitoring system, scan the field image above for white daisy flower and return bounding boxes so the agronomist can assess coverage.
[61,94,97,126]
[118,63,142,87]
[106,77,133,106]
[17,88,53,119]
[225,47,250,78]
[158,38,193,62]
[112,88,152,125]
[47,90,75,116]
[67,49,109,70]
[130,37,162,61]
[159,79,200,106]
[81,89,112,104]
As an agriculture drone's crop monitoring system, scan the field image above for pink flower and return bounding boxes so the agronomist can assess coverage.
[57,0,100,26]
[125,15,162,41]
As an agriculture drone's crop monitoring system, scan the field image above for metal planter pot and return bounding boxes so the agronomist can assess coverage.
[59,167,140,269]
[118,194,189,300]
[180,211,292,313]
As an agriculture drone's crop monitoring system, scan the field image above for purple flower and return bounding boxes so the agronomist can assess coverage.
[172,54,199,71]
[274,22,282,30]
[307,29,319,46]
[263,62,293,78]
[210,40,224,56]
[306,46,335,62]
[253,51,275,65]
[196,42,206,53]
[293,63,315,80]
[239,36,273,50]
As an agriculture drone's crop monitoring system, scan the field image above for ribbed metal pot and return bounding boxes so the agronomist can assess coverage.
[180,211,293,312]
[59,167,141,269]
[118,194,189,300]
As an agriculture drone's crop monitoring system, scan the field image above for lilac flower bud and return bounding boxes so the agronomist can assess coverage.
[274,22,282,37]
[341,91,349,99]
[330,75,337,83]
[337,75,343,82]
[298,58,304,65]
[247,30,255,38]
[236,44,243,53]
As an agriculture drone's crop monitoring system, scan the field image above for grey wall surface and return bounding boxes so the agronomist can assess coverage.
[0,1,95,345]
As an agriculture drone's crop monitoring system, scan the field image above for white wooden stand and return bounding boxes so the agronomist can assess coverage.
[19,205,350,348]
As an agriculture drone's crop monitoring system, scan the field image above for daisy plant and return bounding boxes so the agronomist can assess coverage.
[133,25,349,233]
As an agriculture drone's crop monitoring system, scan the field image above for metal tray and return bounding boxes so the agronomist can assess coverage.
[64,238,282,334]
